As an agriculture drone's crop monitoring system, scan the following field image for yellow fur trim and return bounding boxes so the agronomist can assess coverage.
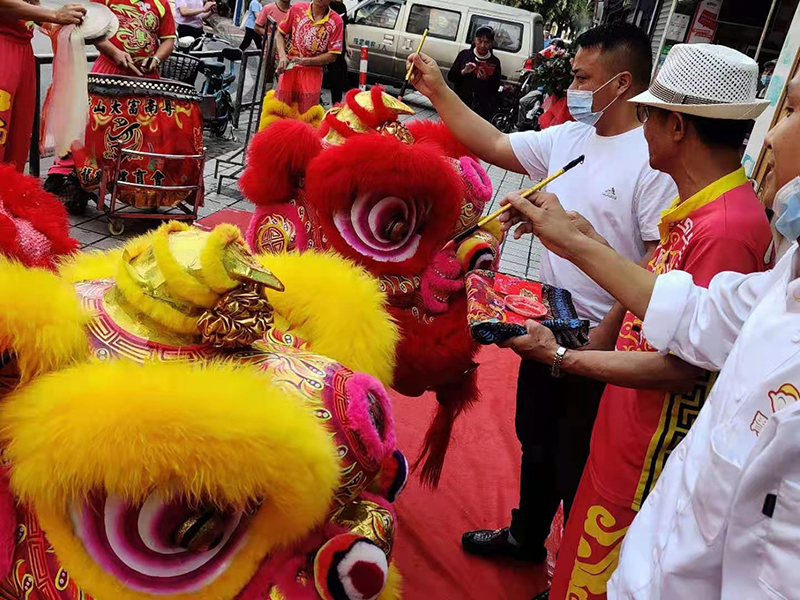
[2,359,339,512]
[258,252,398,386]
[0,258,90,382]
[378,564,403,600]
[200,224,244,293]
[57,227,168,284]
[36,489,315,600]
[115,257,200,335]
[258,90,325,131]
[152,225,219,308]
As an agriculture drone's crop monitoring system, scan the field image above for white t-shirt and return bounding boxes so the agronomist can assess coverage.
[509,122,677,326]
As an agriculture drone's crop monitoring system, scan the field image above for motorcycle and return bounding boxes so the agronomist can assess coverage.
[490,68,542,133]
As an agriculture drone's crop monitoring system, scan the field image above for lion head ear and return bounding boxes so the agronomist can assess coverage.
[239,120,324,207]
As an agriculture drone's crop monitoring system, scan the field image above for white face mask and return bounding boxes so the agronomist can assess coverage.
[774,176,800,241]
[567,73,623,127]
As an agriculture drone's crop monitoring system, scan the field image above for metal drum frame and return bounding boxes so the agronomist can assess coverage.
[98,148,206,236]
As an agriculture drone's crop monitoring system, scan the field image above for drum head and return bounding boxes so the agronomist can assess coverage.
[79,3,119,43]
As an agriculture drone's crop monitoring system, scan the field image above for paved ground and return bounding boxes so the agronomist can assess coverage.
[66,92,543,279]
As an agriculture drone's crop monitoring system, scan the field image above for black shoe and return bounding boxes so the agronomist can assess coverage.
[461,527,547,562]
[531,589,549,600]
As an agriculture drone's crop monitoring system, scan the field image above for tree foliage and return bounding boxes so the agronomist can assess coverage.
[493,0,594,35]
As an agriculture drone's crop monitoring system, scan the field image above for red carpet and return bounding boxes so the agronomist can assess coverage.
[391,345,556,600]
[198,211,557,598]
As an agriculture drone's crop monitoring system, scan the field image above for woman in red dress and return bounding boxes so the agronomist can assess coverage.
[274,0,343,115]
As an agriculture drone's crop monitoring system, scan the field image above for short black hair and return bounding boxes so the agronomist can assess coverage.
[575,22,652,92]
[685,114,751,149]
[474,25,494,42]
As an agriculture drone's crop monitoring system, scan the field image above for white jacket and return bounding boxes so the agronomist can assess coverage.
[608,243,800,600]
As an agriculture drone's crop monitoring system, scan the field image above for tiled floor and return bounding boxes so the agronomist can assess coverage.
[67,93,542,280]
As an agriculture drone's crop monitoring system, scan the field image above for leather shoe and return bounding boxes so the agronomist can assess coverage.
[461,527,547,562]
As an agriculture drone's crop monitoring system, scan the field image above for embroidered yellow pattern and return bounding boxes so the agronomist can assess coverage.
[566,505,629,600]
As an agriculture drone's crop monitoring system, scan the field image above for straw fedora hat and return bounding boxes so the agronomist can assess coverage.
[630,43,769,120]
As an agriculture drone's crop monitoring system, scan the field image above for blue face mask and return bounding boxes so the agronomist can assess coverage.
[774,177,800,241]
[762,74,772,89]
[567,74,623,127]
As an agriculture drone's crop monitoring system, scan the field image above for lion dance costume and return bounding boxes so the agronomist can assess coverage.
[242,87,503,485]
[0,168,406,599]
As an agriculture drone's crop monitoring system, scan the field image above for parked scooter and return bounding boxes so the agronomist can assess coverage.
[165,33,239,137]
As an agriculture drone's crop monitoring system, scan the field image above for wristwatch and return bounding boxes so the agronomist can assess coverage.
[551,346,567,378]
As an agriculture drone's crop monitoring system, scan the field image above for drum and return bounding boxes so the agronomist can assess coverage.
[73,74,204,208]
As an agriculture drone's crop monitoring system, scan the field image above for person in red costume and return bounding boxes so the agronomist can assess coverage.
[45,0,177,205]
[274,0,343,116]
[91,0,176,78]
[0,0,86,171]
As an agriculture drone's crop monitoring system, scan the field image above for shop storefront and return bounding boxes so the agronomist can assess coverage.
[650,0,799,74]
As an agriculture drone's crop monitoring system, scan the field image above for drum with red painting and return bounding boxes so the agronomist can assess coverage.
[73,74,203,207]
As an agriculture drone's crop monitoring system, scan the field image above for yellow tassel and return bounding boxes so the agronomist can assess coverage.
[152,225,219,308]
[200,224,244,293]
[115,256,200,335]
[0,258,90,382]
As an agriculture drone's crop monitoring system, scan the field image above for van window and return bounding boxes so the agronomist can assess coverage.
[407,4,461,41]
[467,15,523,53]
[353,0,402,30]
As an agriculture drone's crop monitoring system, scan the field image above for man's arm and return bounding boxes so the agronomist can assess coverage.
[178,2,214,17]
[503,191,779,370]
[407,52,524,173]
[0,0,85,24]
[584,241,657,350]
[94,39,143,76]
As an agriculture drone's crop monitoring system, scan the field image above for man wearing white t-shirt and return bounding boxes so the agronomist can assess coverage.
[407,22,677,563]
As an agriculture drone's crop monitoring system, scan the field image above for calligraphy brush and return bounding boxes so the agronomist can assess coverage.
[447,154,586,248]
[398,29,429,99]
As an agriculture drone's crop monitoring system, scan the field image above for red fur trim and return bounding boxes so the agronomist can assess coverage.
[239,120,323,206]
[342,86,396,131]
[0,164,77,268]
[304,134,463,276]
[406,120,477,160]
[414,367,479,487]
[324,113,359,139]
[389,296,480,487]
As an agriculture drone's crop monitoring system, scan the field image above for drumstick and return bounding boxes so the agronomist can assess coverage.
[450,155,585,246]
[398,29,428,99]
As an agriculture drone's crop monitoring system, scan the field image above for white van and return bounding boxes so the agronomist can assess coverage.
[345,0,544,86]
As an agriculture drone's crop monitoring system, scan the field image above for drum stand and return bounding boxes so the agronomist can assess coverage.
[98,148,206,236]
[214,20,278,194]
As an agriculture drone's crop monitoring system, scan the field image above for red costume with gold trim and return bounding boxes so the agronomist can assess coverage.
[242,87,503,485]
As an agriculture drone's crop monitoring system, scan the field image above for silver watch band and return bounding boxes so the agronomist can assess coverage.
[551,346,567,378]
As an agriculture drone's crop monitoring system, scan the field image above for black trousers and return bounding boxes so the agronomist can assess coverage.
[509,359,605,548]
[327,55,349,104]
[239,27,262,51]
[177,24,204,39]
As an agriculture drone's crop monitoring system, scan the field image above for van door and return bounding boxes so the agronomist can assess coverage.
[347,0,406,81]
[463,13,528,82]
[396,2,465,80]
